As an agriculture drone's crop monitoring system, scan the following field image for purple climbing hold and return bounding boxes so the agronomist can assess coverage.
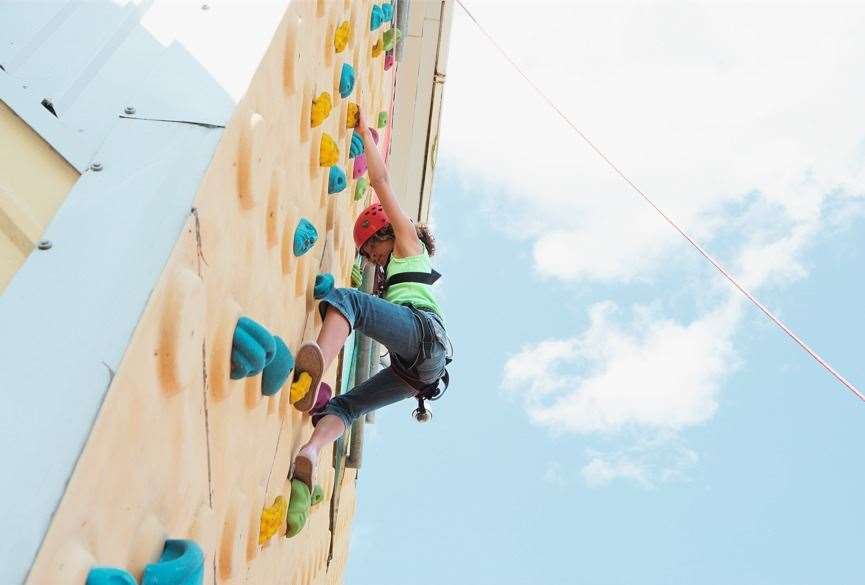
[352,154,367,179]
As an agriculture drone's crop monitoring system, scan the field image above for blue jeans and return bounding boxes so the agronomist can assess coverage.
[313,288,450,429]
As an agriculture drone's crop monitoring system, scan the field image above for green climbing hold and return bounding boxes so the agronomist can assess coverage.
[294,218,318,256]
[286,478,312,538]
[311,485,325,506]
[382,27,401,51]
[377,111,387,128]
[351,263,363,288]
[354,176,369,202]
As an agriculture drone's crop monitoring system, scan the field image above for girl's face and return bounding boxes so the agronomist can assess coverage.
[362,237,394,267]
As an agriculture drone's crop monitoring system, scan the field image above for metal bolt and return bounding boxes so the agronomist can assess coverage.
[124,105,136,115]
[90,161,103,172]
[37,240,52,250]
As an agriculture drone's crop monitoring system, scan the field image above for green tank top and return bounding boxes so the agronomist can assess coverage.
[384,246,444,321]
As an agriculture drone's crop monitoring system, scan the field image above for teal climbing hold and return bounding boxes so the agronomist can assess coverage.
[314,273,335,299]
[261,336,294,396]
[231,317,277,380]
[381,2,393,21]
[339,63,355,98]
[328,165,347,194]
[370,4,384,31]
[87,540,204,585]
[294,218,318,256]
[142,539,204,585]
[349,130,364,159]
[87,568,136,585]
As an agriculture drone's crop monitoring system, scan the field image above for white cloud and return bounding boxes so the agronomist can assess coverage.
[503,300,741,435]
[582,437,700,489]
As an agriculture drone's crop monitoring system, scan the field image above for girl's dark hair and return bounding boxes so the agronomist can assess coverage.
[366,223,436,256]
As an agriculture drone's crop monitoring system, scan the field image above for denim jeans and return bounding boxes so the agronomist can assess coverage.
[313,287,450,429]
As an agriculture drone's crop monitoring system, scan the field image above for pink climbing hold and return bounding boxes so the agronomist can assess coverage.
[352,154,367,179]
[384,50,394,71]
[368,127,379,144]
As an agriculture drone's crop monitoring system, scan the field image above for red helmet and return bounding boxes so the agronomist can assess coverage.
[353,203,390,250]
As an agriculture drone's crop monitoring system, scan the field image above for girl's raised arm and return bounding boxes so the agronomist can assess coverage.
[357,108,422,258]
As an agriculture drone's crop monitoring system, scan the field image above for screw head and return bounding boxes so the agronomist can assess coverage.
[37,240,52,250]
[90,161,103,172]
[124,105,136,115]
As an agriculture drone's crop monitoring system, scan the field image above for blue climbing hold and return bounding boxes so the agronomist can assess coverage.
[87,568,136,585]
[381,2,393,21]
[142,539,204,585]
[262,336,293,396]
[314,273,335,299]
[328,166,347,194]
[294,218,318,256]
[231,317,276,379]
[370,4,384,31]
[349,130,364,159]
[339,63,355,98]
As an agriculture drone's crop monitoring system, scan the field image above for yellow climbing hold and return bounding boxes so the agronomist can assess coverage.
[310,92,332,128]
[259,496,287,545]
[290,372,312,405]
[334,21,351,53]
[372,37,383,58]
[346,102,359,129]
[319,134,339,167]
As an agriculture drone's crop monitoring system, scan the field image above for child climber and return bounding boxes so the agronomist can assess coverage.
[288,107,451,491]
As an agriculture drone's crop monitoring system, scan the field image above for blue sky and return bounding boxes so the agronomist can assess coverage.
[347,2,865,583]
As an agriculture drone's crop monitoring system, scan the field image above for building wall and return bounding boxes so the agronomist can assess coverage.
[0,101,78,292]
[18,1,396,583]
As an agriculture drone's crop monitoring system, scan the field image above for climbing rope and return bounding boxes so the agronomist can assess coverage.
[456,0,865,404]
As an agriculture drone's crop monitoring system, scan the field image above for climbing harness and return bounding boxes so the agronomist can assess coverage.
[456,0,865,404]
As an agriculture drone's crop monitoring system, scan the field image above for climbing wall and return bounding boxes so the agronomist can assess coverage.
[24,1,397,583]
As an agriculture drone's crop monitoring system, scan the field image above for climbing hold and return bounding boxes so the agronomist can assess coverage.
[334,21,351,53]
[381,2,394,21]
[311,485,325,506]
[371,38,383,58]
[310,92,332,127]
[354,176,369,202]
[352,154,367,180]
[349,130,364,158]
[351,263,363,287]
[285,479,312,538]
[87,568,136,585]
[328,165,347,194]
[368,127,379,144]
[141,540,204,585]
[319,133,339,167]
[314,273,335,299]
[231,317,277,380]
[259,496,287,545]
[346,102,359,128]
[377,111,387,128]
[383,27,401,51]
[310,382,333,416]
[290,372,312,405]
[339,63,355,98]
[370,4,384,31]
[293,218,318,256]
[384,50,394,71]
[261,336,294,396]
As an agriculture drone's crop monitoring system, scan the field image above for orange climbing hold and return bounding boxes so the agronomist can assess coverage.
[372,38,383,58]
[319,134,339,166]
[334,21,351,53]
[310,92,332,128]
[259,496,287,545]
[346,102,359,128]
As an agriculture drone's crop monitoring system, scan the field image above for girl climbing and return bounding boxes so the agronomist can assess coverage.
[289,107,451,492]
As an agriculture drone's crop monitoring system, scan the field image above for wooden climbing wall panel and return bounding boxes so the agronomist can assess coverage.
[25,1,394,583]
